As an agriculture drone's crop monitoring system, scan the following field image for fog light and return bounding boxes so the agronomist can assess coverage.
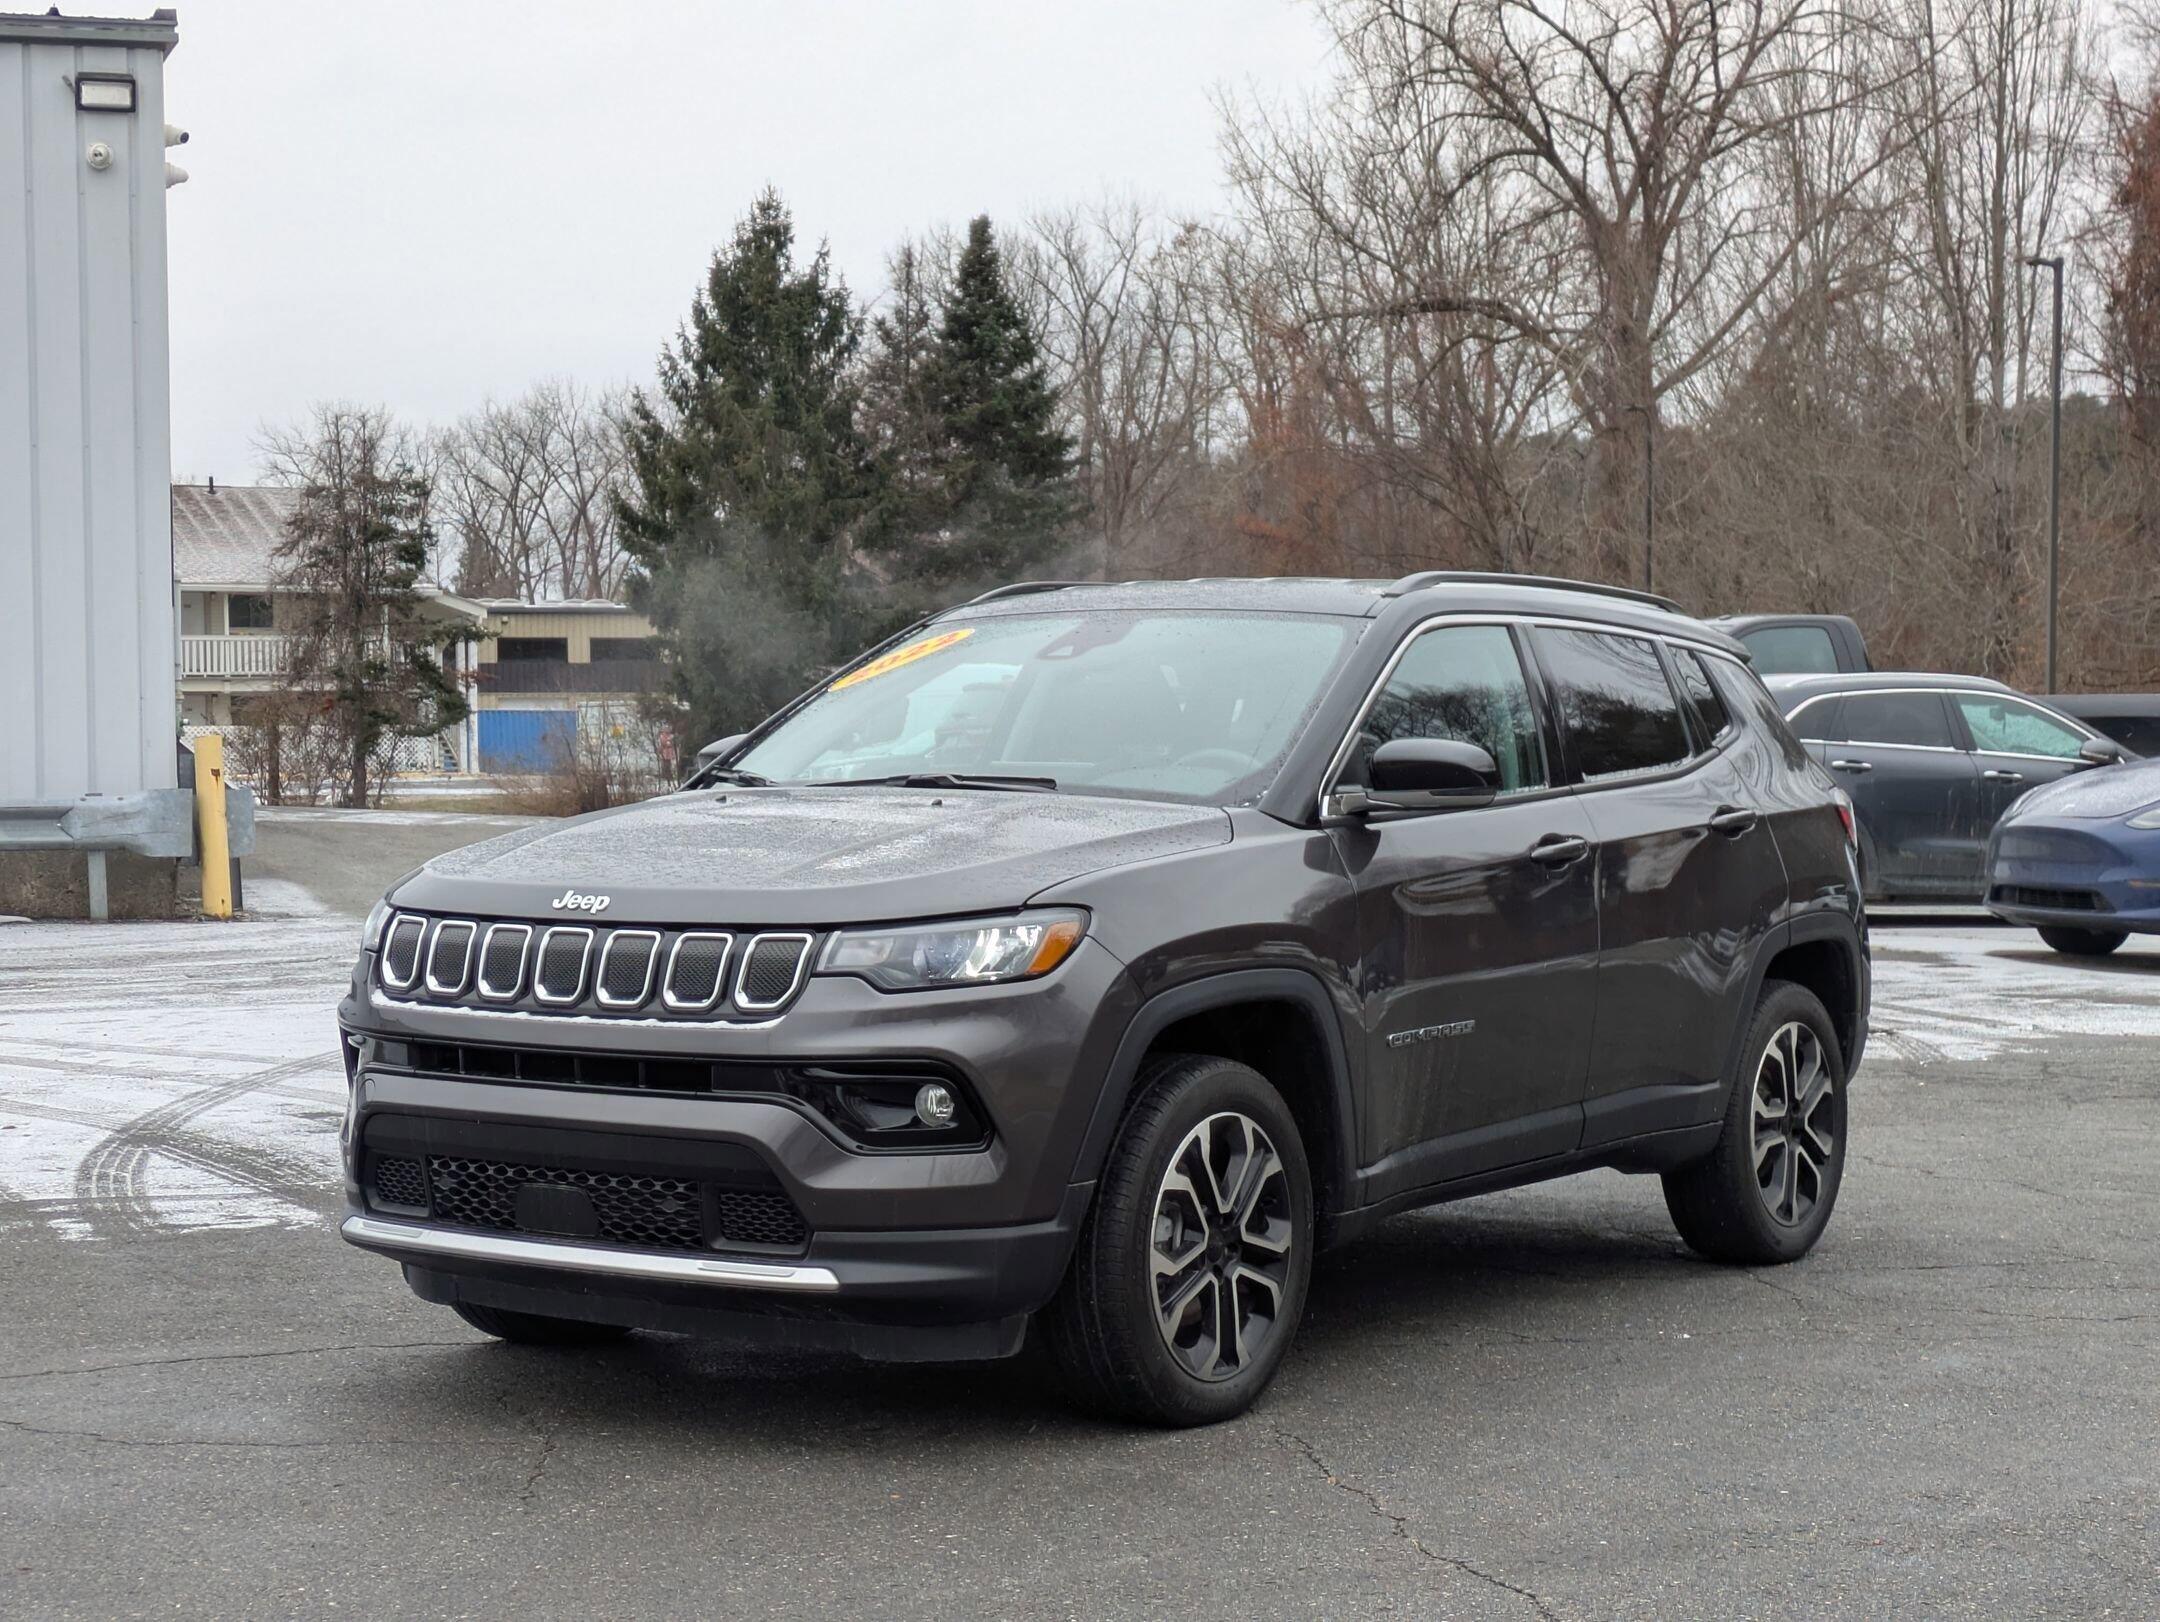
[340,1081,359,1151]
[914,1083,957,1128]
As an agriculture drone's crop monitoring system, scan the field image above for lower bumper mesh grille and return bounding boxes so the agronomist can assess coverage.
[365,1152,809,1254]
[1991,884,2107,913]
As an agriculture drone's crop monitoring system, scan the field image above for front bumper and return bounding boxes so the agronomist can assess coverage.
[1983,822,2160,935]
[336,937,1137,1345]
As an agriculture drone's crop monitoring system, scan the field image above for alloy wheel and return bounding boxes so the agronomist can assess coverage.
[1751,1021,1835,1227]
[1149,1111,1295,1382]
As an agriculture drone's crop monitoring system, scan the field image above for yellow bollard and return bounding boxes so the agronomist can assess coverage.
[194,733,233,919]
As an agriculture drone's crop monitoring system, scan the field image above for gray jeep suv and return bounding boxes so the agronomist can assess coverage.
[339,573,1869,1425]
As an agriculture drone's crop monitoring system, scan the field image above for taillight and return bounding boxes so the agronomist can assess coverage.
[1832,788,1857,848]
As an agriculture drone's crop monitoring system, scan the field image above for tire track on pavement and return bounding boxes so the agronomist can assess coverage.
[68,1050,343,1240]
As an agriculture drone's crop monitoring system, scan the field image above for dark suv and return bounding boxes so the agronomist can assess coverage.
[340,573,1868,1425]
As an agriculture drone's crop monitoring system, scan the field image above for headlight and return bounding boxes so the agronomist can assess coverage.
[2128,804,2160,830]
[361,898,391,953]
[818,909,1087,992]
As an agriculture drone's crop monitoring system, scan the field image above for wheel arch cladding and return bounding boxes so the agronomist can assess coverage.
[1073,969,1358,1230]
[1759,934,1862,1072]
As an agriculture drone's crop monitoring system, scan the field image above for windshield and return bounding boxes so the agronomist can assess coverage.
[733,610,1358,804]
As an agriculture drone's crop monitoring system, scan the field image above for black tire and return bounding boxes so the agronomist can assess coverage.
[450,1301,635,1346]
[2038,926,2127,957]
[1663,980,1846,1266]
[1042,1053,1313,1427]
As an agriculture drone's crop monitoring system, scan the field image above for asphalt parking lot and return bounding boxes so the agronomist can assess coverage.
[2,813,2156,1618]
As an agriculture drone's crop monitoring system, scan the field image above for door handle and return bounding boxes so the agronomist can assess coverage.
[1530,834,1590,868]
[1708,805,1759,838]
[1983,769,2025,783]
[1828,759,1873,773]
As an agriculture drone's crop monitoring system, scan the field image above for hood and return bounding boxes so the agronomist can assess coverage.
[388,787,1233,927]
[2007,760,2160,821]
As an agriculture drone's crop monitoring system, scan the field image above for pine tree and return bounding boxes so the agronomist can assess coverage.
[858,242,945,536]
[615,190,878,739]
[931,216,1074,491]
[863,216,1078,603]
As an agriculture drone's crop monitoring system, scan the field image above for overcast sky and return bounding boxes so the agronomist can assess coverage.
[160,0,1335,482]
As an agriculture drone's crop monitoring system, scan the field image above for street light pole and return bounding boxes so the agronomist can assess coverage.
[2026,253,2063,693]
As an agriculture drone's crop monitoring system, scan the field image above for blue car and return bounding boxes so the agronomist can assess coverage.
[1985,758,2160,955]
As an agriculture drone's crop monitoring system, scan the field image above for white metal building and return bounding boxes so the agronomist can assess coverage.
[1,9,202,914]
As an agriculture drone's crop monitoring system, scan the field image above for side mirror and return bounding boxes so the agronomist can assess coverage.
[1354,739,1500,814]
[2078,737,2126,767]
[696,733,748,771]
[683,732,749,788]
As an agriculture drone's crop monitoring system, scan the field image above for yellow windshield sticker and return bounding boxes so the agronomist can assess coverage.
[830,627,975,692]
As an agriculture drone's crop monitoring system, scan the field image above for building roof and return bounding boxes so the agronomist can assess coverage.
[472,598,640,615]
[172,483,299,588]
[170,483,485,620]
[0,8,177,52]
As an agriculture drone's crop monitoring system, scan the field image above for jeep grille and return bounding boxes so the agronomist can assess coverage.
[375,913,817,1021]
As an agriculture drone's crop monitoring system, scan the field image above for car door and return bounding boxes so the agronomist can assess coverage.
[1809,689,1981,895]
[1950,692,2101,833]
[1528,626,1783,1139]
[1326,621,1598,1191]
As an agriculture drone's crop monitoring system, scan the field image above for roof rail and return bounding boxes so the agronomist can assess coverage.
[1382,570,1683,614]
[957,580,1097,607]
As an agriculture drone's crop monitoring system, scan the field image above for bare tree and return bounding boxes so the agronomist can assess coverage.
[1290,0,1902,583]
[1013,202,1232,574]
[434,379,633,601]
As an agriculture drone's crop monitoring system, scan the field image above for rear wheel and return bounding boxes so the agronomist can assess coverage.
[1043,1053,1313,1427]
[1664,980,1846,1265]
[2038,926,2127,957]
[451,1301,634,1346]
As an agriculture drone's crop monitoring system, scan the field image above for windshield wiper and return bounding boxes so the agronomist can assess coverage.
[808,772,1059,793]
[685,766,773,789]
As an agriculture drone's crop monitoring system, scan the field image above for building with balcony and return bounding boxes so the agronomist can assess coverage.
[173,483,667,774]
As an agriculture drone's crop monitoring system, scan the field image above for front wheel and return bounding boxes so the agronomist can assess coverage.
[1042,1053,1313,1427]
[1664,980,1847,1265]
[2038,926,2127,957]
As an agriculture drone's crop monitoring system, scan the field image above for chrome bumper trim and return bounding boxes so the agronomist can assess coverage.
[340,1216,840,1293]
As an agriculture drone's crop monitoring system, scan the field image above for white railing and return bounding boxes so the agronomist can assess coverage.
[180,634,294,678]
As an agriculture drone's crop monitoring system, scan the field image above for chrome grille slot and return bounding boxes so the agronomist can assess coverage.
[533,926,594,1004]
[476,923,532,1000]
[424,920,475,995]
[736,933,814,1012]
[662,932,733,1011]
[380,915,426,989]
[595,930,660,1008]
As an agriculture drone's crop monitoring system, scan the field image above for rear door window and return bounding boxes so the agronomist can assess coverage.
[1741,625,1841,674]
[1534,627,1691,782]
[1838,691,1956,748]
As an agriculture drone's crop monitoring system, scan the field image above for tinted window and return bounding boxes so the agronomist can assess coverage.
[1787,696,1841,742]
[497,637,569,662]
[1536,628,1690,781]
[1839,691,1954,747]
[1674,650,1732,748]
[1953,695,2087,759]
[1340,624,1547,793]
[1742,625,1841,674]
[2110,718,2160,757]
[227,592,274,631]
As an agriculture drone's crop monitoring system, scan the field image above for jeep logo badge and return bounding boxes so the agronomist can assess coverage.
[550,889,610,914]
